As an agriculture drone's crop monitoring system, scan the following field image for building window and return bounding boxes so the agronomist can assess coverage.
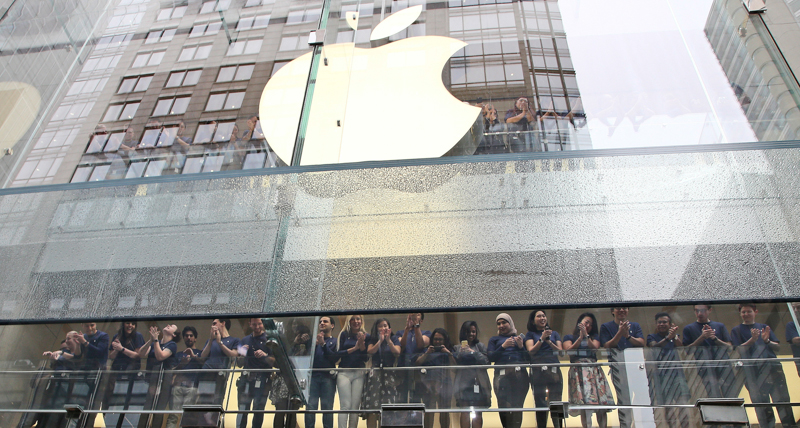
[145,28,177,44]
[165,69,203,87]
[152,96,191,116]
[67,78,109,96]
[190,21,222,37]
[95,34,133,51]
[340,3,373,17]
[179,44,213,61]
[157,6,187,21]
[81,54,122,73]
[51,102,94,121]
[237,14,270,30]
[205,92,245,111]
[132,51,165,68]
[193,120,237,143]
[200,0,231,14]
[226,39,262,56]
[216,64,255,82]
[138,125,181,147]
[117,75,153,94]
[245,0,274,6]
[278,36,306,51]
[108,11,144,28]
[286,7,321,24]
[85,130,129,153]
[102,102,140,122]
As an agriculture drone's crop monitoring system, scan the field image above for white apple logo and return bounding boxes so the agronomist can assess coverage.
[259,6,481,165]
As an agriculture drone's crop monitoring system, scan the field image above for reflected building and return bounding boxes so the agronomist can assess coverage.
[704,0,800,142]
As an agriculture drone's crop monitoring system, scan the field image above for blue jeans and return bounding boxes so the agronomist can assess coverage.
[306,373,337,428]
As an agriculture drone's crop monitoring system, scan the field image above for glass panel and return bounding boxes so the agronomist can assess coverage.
[196,44,213,59]
[235,64,255,80]
[133,75,152,91]
[179,46,198,61]
[224,92,245,110]
[217,66,236,82]
[202,155,224,172]
[159,126,178,147]
[153,99,173,116]
[213,122,236,142]
[88,164,110,180]
[184,70,203,85]
[166,71,186,87]
[172,97,191,114]
[194,123,217,143]
[86,134,108,153]
[206,94,226,111]
[182,156,204,172]
[144,160,166,176]
[71,166,93,182]
[104,133,125,152]
[139,129,160,147]
[244,39,262,54]
[147,51,164,66]
[125,160,147,178]
[118,77,136,93]
[103,105,123,122]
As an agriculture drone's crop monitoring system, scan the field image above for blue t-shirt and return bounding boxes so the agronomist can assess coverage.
[487,335,528,364]
[399,329,432,366]
[146,340,178,371]
[84,331,109,370]
[599,321,643,350]
[337,331,370,369]
[730,322,779,359]
[110,332,145,371]
[369,336,401,368]
[786,322,800,359]
[524,330,562,363]
[682,321,731,360]
[562,334,598,362]
[202,336,240,369]
[313,336,338,370]
[175,348,203,370]
[239,333,273,369]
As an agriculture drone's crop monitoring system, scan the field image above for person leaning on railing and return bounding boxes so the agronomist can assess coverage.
[525,309,564,428]
[562,312,613,428]
[453,321,491,428]
[730,303,796,428]
[488,313,528,428]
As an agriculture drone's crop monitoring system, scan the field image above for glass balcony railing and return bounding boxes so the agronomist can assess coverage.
[0,304,798,428]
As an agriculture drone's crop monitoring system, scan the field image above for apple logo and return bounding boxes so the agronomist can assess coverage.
[259,5,481,165]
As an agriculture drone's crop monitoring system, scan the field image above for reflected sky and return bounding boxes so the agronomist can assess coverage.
[560,0,758,149]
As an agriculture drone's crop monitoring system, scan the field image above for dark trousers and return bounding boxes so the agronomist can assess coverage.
[530,366,563,428]
[493,368,529,428]
[138,372,172,428]
[237,375,270,428]
[306,373,336,428]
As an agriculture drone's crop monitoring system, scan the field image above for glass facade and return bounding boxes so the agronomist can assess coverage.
[0,0,799,426]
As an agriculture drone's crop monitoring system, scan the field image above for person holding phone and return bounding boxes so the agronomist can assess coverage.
[415,328,456,428]
[525,310,563,428]
[453,321,491,428]
[488,313,528,428]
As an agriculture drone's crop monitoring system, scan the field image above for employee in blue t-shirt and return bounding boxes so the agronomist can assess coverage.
[787,302,800,376]
[524,310,563,428]
[730,303,795,428]
[682,304,736,399]
[599,307,644,428]
[200,319,240,404]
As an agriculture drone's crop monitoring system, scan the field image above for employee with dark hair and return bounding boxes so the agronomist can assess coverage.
[415,328,455,428]
[166,326,202,428]
[362,318,402,428]
[399,313,431,403]
[307,316,338,428]
[600,307,644,428]
[137,324,179,428]
[563,312,612,428]
[731,303,796,428]
[646,312,690,428]
[488,313,528,428]
[453,321,491,428]
[200,319,239,404]
[682,304,736,399]
[787,302,800,376]
[525,310,563,428]
[237,318,275,428]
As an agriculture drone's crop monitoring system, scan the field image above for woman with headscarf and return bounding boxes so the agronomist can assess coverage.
[487,313,528,428]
